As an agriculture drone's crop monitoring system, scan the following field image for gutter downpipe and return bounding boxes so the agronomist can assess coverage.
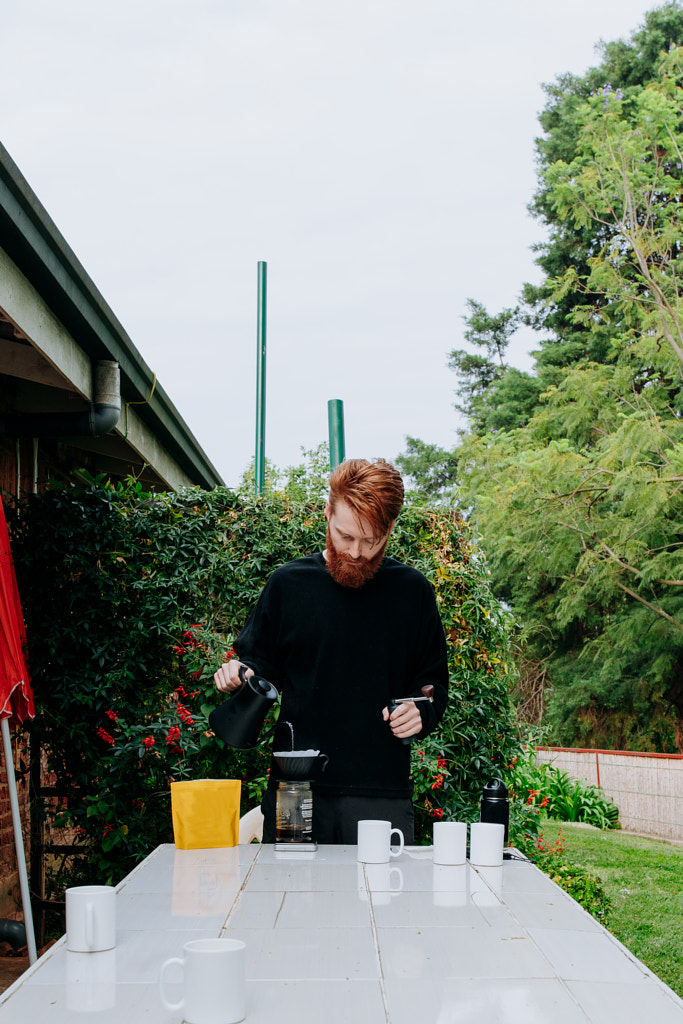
[0,360,121,439]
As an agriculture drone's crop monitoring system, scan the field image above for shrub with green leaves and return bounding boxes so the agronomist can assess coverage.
[14,478,520,885]
[506,744,620,830]
[542,768,620,829]
[548,862,612,923]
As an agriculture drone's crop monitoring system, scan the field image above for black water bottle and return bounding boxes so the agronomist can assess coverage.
[480,778,509,845]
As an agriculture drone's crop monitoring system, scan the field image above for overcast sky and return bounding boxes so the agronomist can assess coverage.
[1,1,665,487]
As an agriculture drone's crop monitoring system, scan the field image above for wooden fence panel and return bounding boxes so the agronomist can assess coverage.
[535,747,683,842]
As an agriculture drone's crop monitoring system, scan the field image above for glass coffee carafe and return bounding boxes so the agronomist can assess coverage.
[272,748,327,852]
[275,780,314,845]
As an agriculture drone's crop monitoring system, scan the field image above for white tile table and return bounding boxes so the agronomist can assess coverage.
[0,843,681,1023]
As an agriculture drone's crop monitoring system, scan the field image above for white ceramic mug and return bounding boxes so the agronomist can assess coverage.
[432,821,467,865]
[357,819,404,863]
[160,937,246,1024]
[469,822,505,866]
[65,885,116,953]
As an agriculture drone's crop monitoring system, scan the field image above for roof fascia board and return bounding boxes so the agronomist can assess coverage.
[0,245,93,399]
[0,247,197,490]
[0,142,223,489]
[116,404,197,491]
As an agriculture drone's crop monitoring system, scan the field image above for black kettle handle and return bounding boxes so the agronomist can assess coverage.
[238,662,277,699]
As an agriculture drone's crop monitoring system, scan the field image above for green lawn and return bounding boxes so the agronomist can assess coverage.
[538,819,683,999]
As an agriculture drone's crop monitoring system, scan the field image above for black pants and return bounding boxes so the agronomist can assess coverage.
[261,788,414,844]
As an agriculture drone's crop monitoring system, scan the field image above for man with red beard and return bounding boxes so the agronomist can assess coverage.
[214,458,448,843]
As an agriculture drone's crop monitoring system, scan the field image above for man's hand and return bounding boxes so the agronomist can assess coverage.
[382,701,422,739]
[214,660,252,694]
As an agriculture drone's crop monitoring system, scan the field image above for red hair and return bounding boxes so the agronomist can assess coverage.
[328,459,404,539]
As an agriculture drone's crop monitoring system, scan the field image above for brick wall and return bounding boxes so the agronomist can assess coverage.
[536,746,683,842]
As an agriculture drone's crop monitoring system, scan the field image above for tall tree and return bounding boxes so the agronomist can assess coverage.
[548,47,683,380]
[459,362,683,751]
[458,42,683,752]
[413,7,683,473]
[447,300,543,434]
[455,3,683,427]
[527,1,683,376]
[398,6,683,751]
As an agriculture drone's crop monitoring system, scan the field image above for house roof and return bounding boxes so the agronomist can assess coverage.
[0,141,224,491]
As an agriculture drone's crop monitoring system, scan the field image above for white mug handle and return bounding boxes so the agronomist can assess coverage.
[159,956,185,1012]
[389,828,404,858]
[85,901,94,950]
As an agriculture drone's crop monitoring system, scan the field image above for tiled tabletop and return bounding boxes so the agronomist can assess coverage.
[1,843,681,1023]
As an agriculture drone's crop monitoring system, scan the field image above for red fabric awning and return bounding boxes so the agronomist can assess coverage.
[0,497,34,726]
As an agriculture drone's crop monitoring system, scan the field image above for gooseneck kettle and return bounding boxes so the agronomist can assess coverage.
[208,664,279,749]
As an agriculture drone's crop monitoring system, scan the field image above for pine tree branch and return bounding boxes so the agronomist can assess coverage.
[614,580,683,632]
[601,544,683,587]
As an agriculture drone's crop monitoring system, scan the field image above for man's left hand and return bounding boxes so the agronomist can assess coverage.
[382,701,422,739]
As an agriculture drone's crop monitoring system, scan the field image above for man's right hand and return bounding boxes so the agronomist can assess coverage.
[214,660,252,694]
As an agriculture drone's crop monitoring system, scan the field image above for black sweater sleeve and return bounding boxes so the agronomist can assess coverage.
[405,574,449,739]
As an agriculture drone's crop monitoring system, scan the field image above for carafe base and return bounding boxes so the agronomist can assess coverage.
[274,840,318,852]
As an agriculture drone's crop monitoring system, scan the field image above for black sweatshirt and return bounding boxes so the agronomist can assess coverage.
[234,552,449,798]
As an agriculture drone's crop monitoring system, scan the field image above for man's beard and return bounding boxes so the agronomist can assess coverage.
[324,525,387,588]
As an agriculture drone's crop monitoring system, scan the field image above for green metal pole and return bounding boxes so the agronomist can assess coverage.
[328,399,345,469]
[255,261,267,495]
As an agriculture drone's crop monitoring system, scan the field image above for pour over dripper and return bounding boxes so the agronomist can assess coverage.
[273,750,328,780]
[272,720,328,780]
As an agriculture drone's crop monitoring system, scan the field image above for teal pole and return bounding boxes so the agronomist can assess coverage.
[328,399,345,469]
[255,261,267,495]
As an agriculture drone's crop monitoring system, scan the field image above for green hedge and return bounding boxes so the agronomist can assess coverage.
[13,480,520,886]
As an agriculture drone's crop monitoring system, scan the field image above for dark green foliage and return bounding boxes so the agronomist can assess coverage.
[447,300,544,435]
[238,443,331,503]
[529,1,683,367]
[13,478,520,884]
[457,4,683,426]
[475,367,544,434]
[395,437,459,503]
[458,375,683,753]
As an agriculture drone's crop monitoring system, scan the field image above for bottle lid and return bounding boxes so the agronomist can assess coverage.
[482,777,508,799]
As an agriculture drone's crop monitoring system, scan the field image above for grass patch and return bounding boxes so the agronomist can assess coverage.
[539,820,683,998]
